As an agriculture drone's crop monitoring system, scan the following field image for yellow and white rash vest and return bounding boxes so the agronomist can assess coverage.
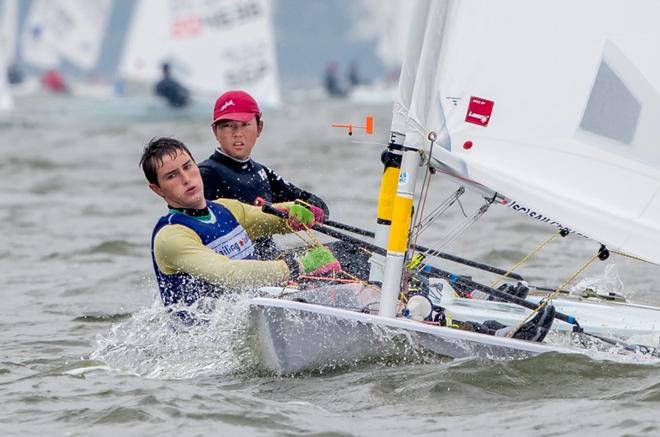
[151,199,291,308]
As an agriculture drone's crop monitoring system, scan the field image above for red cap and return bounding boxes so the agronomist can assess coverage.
[212,90,261,124]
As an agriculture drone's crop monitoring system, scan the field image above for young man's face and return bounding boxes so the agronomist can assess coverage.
[213,116,263,161]
[149,149,206,209]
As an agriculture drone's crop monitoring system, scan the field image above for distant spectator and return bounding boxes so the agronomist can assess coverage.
[347,60,367,88]
[323,61,346,98]
[154,62,190,108]
[7,64,24,85]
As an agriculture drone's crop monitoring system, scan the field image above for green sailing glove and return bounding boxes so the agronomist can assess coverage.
[278,202,322,231]
[288,203,314,228]
[297,246,341,276]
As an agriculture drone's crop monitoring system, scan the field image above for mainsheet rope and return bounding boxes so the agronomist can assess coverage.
[282,201,380,293]
[490,230,563,289]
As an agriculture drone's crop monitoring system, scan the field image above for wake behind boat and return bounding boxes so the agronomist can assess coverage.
[248,0,660,374]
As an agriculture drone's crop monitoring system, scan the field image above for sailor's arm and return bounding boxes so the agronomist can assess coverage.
[265,166,330,216]
[213,198,291,240]
[154,224,289,289]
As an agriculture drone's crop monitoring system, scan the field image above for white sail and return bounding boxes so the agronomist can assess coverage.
[21,0,111,70]
[390,0,429,137]
[119,0,280,107]
[0,0,13,110]
[424,0,660,265]
[0,43,11,111]
[20,0,58,69]
[1,0,17,66]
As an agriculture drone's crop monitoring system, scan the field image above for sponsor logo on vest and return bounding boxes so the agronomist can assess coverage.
[207,227,254,259]
[258,168,267,181]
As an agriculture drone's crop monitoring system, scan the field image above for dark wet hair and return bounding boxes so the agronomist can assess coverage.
[140,137,194,186]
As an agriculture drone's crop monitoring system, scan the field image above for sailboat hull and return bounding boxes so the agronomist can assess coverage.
[249,297,582,375]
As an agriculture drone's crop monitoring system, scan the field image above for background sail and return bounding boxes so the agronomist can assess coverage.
[0,42,11,110]
[1,0,17,67]
[119,0,281,107]
[426,0,660,265]
[0,0,12,110]
[21,0,111,70]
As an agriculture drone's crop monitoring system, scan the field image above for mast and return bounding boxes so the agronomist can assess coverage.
[379,1,450,318]
[369,0,430,283]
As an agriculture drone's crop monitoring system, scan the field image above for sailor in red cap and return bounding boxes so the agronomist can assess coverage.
[198,90,329,259]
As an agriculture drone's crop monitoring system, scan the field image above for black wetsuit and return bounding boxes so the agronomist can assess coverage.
[199,150,328,258]
[199,150,370,279]
[199,150,327,211]
[324,71,346,97]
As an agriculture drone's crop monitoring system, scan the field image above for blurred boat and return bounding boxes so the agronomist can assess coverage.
[21,0,112,74]
[118,0,281,108]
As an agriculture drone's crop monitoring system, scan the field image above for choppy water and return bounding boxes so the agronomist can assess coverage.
[2,93,660,436]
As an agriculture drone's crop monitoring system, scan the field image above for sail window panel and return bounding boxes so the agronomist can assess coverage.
[580,61,640,145]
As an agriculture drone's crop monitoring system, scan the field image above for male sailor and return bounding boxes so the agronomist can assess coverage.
[140,137,340,320]
[323,61,346,97]
[198,90,327,255]
[198,90,369,278]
